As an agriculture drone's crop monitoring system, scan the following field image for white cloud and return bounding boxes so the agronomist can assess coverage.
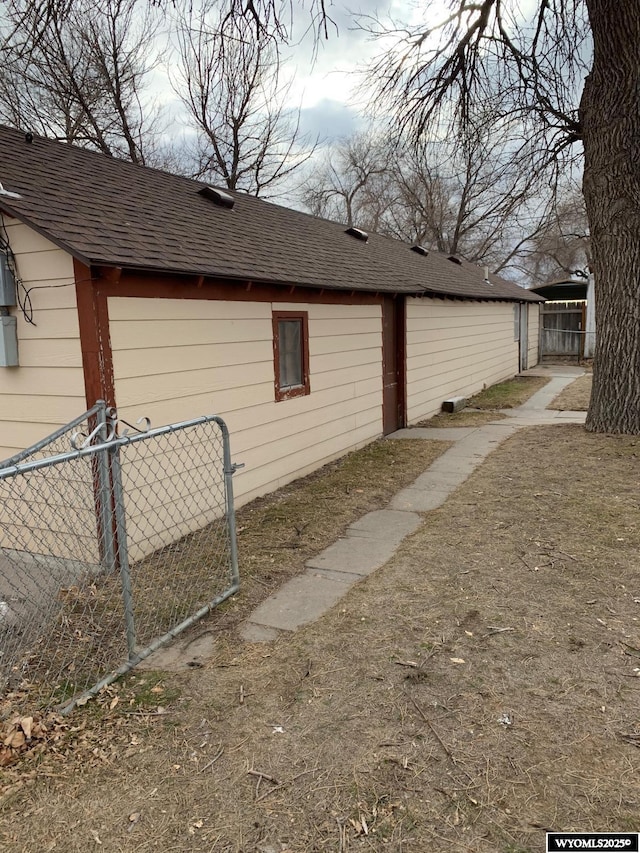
[297,98,365,143]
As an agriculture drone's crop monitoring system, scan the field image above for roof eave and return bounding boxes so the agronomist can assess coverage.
[0,201,92,269]
[90,259,432,297]
[0,200,544,303]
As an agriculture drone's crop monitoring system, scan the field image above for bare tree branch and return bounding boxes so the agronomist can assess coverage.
[363,0,589,159]
[0,0,166,165]
[363,0,640,433]
[301,127,555,280]
[172,0,316,197]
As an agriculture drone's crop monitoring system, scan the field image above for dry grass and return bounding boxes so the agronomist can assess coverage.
[416,375,549,428]
[541,357,593,372]
[0,438,450,717]
[217,437,451,634]
[467,375,549,409]
[2,425,640,853]
[421,410,508,428]
[551,373,592,411]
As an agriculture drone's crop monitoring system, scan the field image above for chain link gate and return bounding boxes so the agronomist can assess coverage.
[0,405,240,713]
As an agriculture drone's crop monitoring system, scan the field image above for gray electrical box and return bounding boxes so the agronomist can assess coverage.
[0,315,18,366]
[0,254,17,306]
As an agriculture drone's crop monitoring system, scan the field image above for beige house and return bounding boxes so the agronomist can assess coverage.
[0,126,542,507]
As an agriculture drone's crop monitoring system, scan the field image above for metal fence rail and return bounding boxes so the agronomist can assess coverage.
[0,408,239,713]
[0,400,107,468]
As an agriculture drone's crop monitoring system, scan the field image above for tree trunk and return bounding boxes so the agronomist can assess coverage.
[581,0,640,433]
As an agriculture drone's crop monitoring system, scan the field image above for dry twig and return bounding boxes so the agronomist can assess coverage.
[406,693,474,783]
[199,747,224,773]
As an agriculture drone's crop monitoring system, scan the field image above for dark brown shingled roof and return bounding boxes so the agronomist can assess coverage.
[0,126,541,303]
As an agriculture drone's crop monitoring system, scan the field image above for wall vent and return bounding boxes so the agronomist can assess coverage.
[198,186,235,209]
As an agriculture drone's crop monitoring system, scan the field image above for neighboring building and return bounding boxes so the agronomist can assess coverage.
[0,126,542,507]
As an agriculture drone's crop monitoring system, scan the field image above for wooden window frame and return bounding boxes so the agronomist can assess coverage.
[272,310,310,401]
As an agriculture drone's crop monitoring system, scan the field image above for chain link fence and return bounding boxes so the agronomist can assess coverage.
[0,406,240,713]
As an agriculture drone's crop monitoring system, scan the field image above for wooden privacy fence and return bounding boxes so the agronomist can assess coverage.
[540,301,586,357]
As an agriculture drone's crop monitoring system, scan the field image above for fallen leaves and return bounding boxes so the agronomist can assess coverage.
[127,812,142,832]
[188,818,205,835]
[350,814,369,836]
[1,715,49,767]
[0,684,156,802]
[345,798,403,843]
[0,675,180,800]
[21,716,33,740]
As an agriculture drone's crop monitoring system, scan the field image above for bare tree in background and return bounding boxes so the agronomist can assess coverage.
[515,188,590,285]
[365,0,640,434]
[388,129,550,277]
[1,0,336,46]
[302,126,551,279]
[173,1,314,196]
[0,0,164,165]
[301,134,392,229]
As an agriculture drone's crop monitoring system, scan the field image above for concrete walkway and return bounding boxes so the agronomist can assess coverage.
[239,365,586,643]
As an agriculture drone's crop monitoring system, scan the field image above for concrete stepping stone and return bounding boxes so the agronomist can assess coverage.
[242,569,356,633]
[239,365,587,641]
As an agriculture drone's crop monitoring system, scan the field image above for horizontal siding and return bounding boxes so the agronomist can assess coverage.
[406,298,519,423]
[0,220,85,460]
[15,337,83,368]
[528,304,540,366]
[0,393,90,424]
[109,297,383,520]
[112,340,269,377]
[108,298,272,322]
[115,364,274,407]
[0,366,84,396]
[8,248,76,283]
[120,446,227,562]
[232,422,379,507]
[0,420,80,450]
[232,388,381,458]
[109,318,271,348]
[14,309,83,341]
[0,475,100,563]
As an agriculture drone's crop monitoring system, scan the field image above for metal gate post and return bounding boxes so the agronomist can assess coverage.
[220,419,241,589]
[95,400,116,574]
[110,443,137,659]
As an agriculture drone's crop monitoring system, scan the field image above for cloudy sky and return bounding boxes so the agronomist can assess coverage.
[153,0,439,150]
[144,0,454,204]
[281,0,434,144]
[284,1,390,142]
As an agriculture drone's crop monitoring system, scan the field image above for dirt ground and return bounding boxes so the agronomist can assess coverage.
[1,417,639,852]
[551,374,592,411]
